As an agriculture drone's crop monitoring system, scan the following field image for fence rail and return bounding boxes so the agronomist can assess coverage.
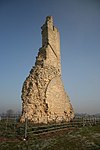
[0,115,100,140]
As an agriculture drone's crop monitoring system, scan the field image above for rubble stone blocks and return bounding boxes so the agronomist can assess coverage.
[20,16,74,123]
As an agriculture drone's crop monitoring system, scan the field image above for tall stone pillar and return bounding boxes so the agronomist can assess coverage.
[20,16,74,123]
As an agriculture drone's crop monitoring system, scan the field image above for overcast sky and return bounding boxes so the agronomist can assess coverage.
[0,0,100,114]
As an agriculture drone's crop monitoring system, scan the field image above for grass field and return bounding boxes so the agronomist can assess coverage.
[0,122,100,150]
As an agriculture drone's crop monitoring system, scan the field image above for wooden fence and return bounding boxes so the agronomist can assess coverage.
[0,115,100,140]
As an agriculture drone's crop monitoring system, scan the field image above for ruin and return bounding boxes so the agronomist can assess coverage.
[20,16,74,123]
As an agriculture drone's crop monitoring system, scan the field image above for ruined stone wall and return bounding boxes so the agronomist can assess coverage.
[20,16,74,124]
[41,16,61,73]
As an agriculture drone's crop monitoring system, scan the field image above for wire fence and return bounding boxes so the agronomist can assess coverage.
[0,114,100,140]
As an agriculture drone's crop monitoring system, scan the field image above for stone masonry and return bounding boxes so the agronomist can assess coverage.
[20,16,74,123]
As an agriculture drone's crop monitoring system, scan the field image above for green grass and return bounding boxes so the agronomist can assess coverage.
[0,124,100,150]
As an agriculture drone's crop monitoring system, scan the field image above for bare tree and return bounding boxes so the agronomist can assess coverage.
[6,109,14,117]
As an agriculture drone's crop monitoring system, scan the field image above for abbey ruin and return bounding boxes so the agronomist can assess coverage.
[20,16,74,123]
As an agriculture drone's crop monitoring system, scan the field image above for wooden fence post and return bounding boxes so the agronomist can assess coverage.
[24,117,28,140]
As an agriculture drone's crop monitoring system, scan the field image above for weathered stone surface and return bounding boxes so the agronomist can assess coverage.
[20,16,74,123]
